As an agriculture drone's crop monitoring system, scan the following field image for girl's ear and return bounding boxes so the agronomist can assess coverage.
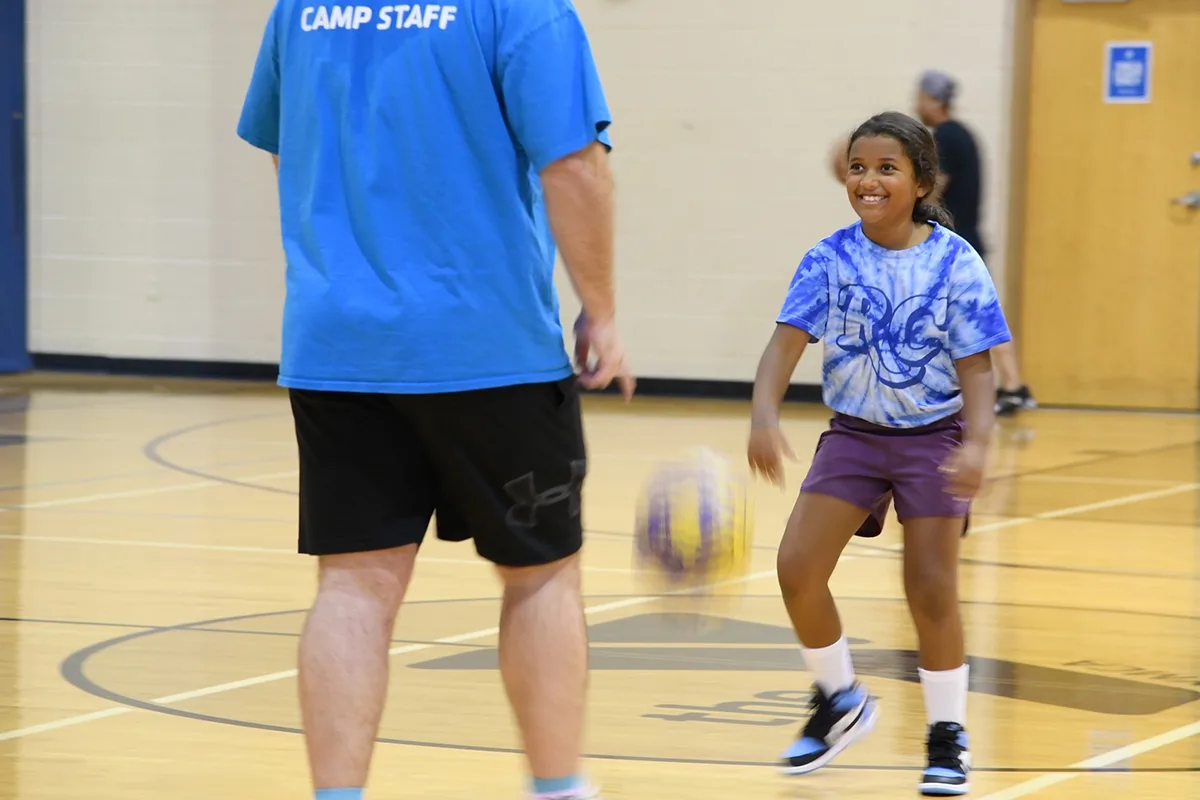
[915,174,934,200]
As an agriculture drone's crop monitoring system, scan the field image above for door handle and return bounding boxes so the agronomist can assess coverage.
[1172,191,1200,209]
[1193,152,1200,167]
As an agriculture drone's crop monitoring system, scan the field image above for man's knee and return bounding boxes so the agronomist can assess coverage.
[316,544,419,613]
[495,552,582,595]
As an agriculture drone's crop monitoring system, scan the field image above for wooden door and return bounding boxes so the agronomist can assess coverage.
[1019,0,1200,409]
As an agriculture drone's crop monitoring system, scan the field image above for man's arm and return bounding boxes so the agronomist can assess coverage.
[496,9,613,320]
[829,136,850,183]
[496,7,632,397]
[236,8,282,157]
[539,142,615,323]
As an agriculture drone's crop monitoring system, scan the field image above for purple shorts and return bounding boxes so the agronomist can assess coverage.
[800,413,970,538]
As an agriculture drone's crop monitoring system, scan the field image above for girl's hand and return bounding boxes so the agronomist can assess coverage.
[748,424,796,488]
[940,441,987,501]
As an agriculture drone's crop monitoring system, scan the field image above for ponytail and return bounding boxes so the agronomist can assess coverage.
[914,199,955,230]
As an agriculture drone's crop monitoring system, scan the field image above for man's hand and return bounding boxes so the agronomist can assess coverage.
[574,312,635,402]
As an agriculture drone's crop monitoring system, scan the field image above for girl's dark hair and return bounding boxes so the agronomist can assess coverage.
[847,111,955,230]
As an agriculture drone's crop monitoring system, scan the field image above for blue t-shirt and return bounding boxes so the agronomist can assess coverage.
[236,1,612,393]
[777,222,1012,428]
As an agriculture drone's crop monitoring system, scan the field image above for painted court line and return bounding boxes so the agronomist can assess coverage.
[2,473,1198,792]
[0,532,635,574]
[879,481,1200,552]
[8,470,1176,562]
[0,707,133,742]
[1018,474,1183,487]
[976,719,1200,799]
[0,469,299,511]
[973,481,1200,534]
[0,566,778,743]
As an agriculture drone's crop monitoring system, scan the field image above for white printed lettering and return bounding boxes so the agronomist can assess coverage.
[329,6,354,28]
[303,3,456,33]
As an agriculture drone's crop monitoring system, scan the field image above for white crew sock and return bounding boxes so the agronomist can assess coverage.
[801,635,856,696]
[919,664,969,726]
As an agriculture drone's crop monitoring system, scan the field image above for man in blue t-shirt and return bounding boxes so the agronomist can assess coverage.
[237,3,633,798]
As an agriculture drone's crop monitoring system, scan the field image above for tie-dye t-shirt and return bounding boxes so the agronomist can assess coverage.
[777,221,1011,428]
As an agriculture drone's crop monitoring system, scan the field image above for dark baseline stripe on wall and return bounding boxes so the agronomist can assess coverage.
[28,353,824,404]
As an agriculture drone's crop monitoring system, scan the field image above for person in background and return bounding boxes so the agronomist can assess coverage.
[914,70,1036,417]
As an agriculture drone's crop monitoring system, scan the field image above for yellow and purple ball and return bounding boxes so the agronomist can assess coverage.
[633,449,753,587]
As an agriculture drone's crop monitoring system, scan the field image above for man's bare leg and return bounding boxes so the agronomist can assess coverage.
[496,553,594,798]
[299,544,418,795]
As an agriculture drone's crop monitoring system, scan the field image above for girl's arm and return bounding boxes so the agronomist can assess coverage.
[944,350,996,500]
[954,350,996,450]
[748,324,811,485]
[751,324,811,428]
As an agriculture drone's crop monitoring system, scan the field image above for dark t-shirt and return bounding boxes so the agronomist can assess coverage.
[933,120,984,258]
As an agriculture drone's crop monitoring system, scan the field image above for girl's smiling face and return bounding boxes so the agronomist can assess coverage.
[845,134,929,228]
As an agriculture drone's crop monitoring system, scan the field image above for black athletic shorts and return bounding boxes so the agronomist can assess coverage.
[288,376,587,567]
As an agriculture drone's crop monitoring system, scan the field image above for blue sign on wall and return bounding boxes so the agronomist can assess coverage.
[1104,41,1152,104]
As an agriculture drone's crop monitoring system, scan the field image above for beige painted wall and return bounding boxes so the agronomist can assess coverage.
[26,0,1017,385]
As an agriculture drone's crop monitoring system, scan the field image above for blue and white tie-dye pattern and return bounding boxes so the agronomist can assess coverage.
[777,222,1011,428]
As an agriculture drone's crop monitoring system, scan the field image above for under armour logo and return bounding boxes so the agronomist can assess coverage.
[503,459,587,528]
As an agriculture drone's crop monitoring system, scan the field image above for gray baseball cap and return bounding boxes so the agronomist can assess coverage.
[918,70,957,105]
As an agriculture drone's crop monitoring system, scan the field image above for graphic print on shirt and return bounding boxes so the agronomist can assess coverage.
[775,222,1012,428]
[833,285,950,390]
[298,5,459,31]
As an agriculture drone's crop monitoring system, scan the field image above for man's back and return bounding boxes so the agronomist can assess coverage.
[238,0,611,394]
[932,119,983,257]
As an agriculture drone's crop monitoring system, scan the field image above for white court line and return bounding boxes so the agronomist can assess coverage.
[1030,481,1200,520]
[1,467,1191,516]
[877,481,1200,552]
[0,565,778,743]
[0,470,298,511]
[977,719,1200,799]
[2,471,1198,792]
[0,532,634,574]
[1015,474,1183,487]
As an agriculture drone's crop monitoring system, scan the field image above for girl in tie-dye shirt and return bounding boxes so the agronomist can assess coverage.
[747,111,1010,797]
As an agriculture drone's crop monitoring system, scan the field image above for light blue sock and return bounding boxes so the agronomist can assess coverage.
[315,789,363,800]
[531,775,588,796]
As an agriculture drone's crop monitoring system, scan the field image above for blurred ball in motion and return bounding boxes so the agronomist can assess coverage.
[633,448,753,589]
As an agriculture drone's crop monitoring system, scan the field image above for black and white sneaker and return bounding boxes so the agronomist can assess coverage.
[995,386,1037,416]
[919,721,972,796]
[780,682,879,775]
